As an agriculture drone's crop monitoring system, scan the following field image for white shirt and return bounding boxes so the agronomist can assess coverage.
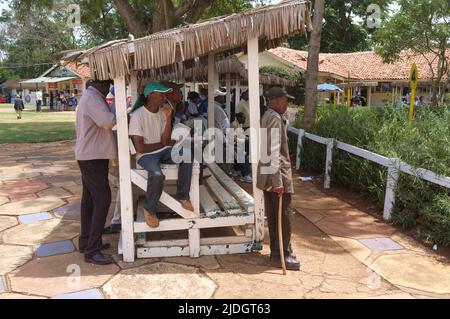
[128,106,170,161]
[235,99,250,127]
[214,102,230,134]
[36,91,43,101]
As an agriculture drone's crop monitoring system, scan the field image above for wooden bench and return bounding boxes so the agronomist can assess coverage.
[124,138,256,259]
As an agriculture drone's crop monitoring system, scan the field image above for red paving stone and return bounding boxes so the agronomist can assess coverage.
[0,180,48,197]
[8,193,38,201]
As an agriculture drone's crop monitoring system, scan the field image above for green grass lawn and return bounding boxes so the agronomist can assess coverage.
[0,106,76,144]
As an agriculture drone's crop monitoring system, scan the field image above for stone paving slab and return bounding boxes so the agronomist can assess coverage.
[359,238,404,252]
[52,288,104,299]
[0,171,40,181]
[0,197,65,216]
[54,202,81,220]
[0,216,18,232]
[0,245,33,275]
[0,293,47,299]
[0,180,48,197]
[18,212,52,224]
[9,253,119,297]
[8,193,38,201]
[315,214,396,239]
[35,240,75,257]
[2,219,80,246]
[371,253,450,294]
[37,187,73,199]
[0,276,5,294]
[103,263,217,299]
[0,196,8,206]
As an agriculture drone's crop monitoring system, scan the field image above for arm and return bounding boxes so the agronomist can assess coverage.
[161,104,174,146]
[131,135,166,154]
[262,115,283,192]
[86,96,116,129]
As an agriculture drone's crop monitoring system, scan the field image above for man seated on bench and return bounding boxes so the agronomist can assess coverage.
[129,82,194,229]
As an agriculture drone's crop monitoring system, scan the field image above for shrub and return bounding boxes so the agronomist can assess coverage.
[292,105,450,246]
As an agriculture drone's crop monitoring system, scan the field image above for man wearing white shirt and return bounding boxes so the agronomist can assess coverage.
[129,82,194,229]
[36,90,43,112]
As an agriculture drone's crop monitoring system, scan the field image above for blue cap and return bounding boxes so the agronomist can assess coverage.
[143,82,172,97]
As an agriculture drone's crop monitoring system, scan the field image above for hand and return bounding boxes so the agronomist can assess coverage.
[272,186,284,196]
[162,104,173,118]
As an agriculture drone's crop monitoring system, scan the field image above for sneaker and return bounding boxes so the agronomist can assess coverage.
[84,252,114,265]
[180,200,194,212]
[240,175,253,184]
[231,170,241,177]
[144,208,159,228]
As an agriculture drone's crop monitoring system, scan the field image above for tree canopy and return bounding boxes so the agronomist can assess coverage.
[373,0,449,106]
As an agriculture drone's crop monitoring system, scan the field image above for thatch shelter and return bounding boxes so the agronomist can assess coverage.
[81,0,312,262]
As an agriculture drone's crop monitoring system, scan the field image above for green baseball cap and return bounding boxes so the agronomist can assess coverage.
[143,82,173,97]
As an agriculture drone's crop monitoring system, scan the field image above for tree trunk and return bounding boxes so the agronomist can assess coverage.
[302,0,325,129]
[112,0,147,37]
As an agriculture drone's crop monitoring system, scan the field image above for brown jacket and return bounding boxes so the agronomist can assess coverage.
[256,108,294,194]
[75,86,117,161]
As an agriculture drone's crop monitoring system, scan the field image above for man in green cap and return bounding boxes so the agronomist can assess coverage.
[129,82,194,228]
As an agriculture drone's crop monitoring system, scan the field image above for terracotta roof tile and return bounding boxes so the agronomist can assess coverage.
[63,62,91,79]
[268,47,449,81]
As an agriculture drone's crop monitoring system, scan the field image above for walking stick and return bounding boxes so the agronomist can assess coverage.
[278,193,287,275]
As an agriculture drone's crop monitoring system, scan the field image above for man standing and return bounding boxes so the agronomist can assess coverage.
[257,87,300,271]
[129,82,194,229]
[36,90,43,112]
[75,79,116,265]
[235,90,250,129]
[14,95,25,119]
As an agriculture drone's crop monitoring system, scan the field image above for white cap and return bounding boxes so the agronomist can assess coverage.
[214,89,227,97]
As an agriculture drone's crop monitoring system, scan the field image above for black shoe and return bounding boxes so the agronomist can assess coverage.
[84,252,114,265]
[79,243,111,254]
[103,224,121,234]
[270,255,300,271]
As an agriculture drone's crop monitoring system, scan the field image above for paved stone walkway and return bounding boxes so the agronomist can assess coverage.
[0,141,448,299]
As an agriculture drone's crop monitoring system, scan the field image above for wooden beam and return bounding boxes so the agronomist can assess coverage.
[226,73,231,119]
[199,185,221,216]
[114,76,135,262]
[129,71,138,105]
[207,163,254,213]
[204,175,241,212]
[208,53,216,130]
[247,36,265,242]
[134,213,255,233]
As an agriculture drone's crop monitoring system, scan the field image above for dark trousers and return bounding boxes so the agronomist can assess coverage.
[36,100,42,112]
[264,192,294,258]
[137,147,192,212]
[78,160,111,256]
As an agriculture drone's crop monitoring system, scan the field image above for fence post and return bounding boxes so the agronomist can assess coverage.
[296,129,305,170]
[383,158,400,221]
[324,138,335,189]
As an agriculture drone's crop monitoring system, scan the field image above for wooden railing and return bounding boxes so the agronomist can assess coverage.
[287,126,450,221]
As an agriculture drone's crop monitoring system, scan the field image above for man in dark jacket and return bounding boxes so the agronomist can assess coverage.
[14,95,25,119]
[257,87,300,271]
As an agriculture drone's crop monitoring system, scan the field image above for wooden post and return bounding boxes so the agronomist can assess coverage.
[208,53,216,130]
[247,36,265,243]
[235,79,241,112]
[367,86,372,107]
[129,72,138,105]
[114,76,135,262]
[383,158,400,221]
[225,73,231,119]
[296,129,305,170]
[324,139,334,189]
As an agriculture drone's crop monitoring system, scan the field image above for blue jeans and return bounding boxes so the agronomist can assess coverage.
[137,147,193,212]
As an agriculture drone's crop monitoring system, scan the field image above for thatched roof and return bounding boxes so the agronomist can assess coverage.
[82,0,312,81]
[137,54,296,87]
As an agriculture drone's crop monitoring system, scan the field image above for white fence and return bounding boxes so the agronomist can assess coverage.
[287,126,450,221]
